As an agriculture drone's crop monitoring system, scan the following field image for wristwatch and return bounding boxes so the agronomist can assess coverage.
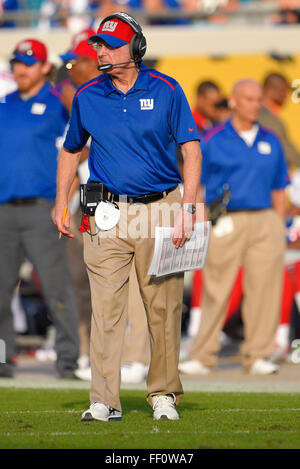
[181,203,196,214]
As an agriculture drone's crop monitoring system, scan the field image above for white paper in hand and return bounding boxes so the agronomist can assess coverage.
[148,222,211,277]
[95,201,120,231]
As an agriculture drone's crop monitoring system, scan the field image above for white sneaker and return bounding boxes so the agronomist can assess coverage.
[152,394,179,420]
[35,348,57,362]
[77,355,90,370]
[81,402,122,422]
[121,362,148,384]
[178,359,211,375]
[74,366,91,381]
[249,359,280,375]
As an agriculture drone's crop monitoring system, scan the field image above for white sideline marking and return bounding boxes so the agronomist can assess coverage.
[1,408,300,414]
[1,430,300,437]
[202,408,300,412]
[1,410,81,414]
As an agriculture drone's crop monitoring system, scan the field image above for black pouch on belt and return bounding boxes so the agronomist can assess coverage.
[80,182,109,216]
[208,184,231,226]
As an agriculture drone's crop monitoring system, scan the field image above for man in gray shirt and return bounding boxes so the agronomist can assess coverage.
[259,72,300,167]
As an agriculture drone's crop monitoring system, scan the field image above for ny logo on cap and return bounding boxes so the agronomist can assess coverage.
[102,21,118,32]
[18,41,32,52]
[74,32,88,47]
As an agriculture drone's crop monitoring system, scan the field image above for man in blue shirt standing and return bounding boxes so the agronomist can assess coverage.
[179,79,289,376]
[54,12,202,421]
[0,39,79,378]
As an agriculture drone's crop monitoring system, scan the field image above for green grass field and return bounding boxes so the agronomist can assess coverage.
[0,388,299,449]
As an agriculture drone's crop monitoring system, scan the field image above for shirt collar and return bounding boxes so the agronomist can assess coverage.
[225,117,263,138]
[17,81,50,101]
[102,62,149,96]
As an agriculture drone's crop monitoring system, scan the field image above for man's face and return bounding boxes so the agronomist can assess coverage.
[267,79,289,106]
[67,57,98,87]
[195,89,222,122]
[231,83,263,123]
[12,61,48,93]
[95,40,131,73]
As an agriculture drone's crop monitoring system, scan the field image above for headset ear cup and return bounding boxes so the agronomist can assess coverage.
[138,35,147,59]
[129,34,136,61]
[130,33,147,62]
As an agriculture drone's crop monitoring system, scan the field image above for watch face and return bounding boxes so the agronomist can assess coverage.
[182,204,196,214]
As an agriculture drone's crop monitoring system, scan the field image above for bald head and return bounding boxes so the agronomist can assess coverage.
[230,78,263,127]
[232,79,263,98]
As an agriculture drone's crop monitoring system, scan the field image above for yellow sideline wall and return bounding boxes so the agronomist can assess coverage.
[156,54,300,152]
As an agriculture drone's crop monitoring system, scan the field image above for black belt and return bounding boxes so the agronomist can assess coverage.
[8,197,40,206]
[110,185,178,204]
[227,209,263,213]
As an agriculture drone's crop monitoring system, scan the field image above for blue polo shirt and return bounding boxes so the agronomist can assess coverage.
[201,119,289,210]
[64,64,199,196]
[0,82,69,203]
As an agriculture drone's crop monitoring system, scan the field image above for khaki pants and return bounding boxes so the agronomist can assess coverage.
[68,210,150,362]
[122,263,151,365]
[68,209,92,357]
[189,210,286,370]
[83,187,184,411]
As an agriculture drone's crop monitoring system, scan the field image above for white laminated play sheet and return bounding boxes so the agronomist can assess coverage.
[148,221,211,277]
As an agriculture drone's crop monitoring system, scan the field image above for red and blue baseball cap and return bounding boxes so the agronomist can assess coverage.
[87,17,135,48]
[11,39,48,66]
[60,28,97,63]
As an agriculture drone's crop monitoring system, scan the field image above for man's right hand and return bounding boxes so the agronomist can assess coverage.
[52,204,74,239]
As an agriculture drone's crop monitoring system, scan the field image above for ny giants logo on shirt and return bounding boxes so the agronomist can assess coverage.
[257,141,271,155]
[102,21,118,32]
[140,99,154,110]
[31,103,46,115]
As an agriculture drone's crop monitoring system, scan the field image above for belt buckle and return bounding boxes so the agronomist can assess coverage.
[139,194,148,203]
[130,197,143,205]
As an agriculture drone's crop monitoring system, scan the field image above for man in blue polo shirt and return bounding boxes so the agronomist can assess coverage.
[53,12,202,421]
[0,38,79,379]
[179,78,289,377]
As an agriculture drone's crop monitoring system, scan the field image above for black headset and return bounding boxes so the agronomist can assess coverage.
[99,12,147,63]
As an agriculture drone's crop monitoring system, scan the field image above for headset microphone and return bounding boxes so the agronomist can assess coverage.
[97,60,136,72]
[97,63,113,72]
